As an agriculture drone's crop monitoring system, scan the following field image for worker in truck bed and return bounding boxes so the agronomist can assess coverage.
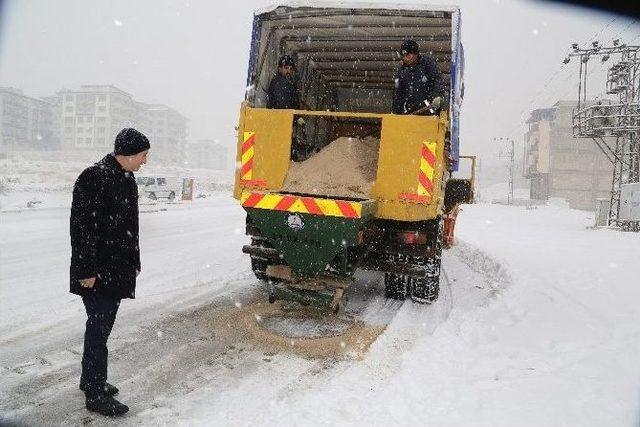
[267,54,309,161]
[267,54,300,109]
[392,39,445,115]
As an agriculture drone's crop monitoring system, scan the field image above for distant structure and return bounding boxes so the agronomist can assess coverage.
[142,103,189,164]
[0,87,59,153]
[57,85,188,164]
[523,100,613,210]
[186,139,230,170]
[564,40,639,226]
[0,85,188,165]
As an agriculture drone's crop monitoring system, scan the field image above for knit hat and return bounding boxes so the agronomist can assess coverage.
[278,54,296,69]
[400,39,420,55]
[114,128,150,156]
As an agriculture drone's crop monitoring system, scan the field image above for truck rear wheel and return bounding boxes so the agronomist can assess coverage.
[409,219,443,303]
[410,277,440,303]
[384,273,408,300]
[381,217,443,304]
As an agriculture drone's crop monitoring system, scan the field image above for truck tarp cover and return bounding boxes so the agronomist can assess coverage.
[245,2,464,170]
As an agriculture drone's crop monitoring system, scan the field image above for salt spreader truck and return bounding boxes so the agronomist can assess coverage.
[233,3,474,312]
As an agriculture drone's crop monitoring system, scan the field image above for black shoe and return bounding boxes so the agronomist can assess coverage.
[80,382,119,396]
[86,394,129,416]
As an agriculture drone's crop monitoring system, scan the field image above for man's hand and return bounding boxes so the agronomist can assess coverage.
[136,270,141,277]
[80,277,96,289]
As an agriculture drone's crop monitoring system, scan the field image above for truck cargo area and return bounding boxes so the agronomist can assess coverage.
[247,4,458,113]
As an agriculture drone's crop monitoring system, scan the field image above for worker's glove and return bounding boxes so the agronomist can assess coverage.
[431,97,442,110]
[296,117,306,126]
[421,99,436,115]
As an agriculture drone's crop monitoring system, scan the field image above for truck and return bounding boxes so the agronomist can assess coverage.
[233,3,474,312]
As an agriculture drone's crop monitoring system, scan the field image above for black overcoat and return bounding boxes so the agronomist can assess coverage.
[70,154,141,300]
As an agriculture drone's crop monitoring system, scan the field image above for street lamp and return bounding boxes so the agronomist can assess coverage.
[492,136,515,205]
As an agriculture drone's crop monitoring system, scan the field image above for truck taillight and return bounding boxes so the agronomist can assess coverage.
[397,231,427,245]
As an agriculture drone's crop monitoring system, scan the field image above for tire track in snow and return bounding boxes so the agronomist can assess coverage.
[2,241,509,426]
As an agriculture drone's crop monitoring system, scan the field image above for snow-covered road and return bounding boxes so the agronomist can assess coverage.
[1,196,639,426]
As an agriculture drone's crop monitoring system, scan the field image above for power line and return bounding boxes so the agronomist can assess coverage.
[504,17,636,139]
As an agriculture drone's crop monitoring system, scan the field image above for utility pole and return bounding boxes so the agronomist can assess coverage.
[493,136,515,204]
[564,40,640,227]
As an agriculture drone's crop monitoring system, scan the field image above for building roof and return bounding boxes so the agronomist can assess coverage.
[526,107,555,124]
[143,103,188,121]
[0,87,56,106]
[58,85,133,98]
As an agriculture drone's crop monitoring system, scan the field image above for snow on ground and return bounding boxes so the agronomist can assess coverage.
[140,203,640,427]
[0,193,247,344]
[1,191,640,426]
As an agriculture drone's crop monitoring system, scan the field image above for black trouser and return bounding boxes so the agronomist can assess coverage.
[80,292,120,398]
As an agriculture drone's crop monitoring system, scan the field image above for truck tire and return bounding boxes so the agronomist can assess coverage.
[409,272,440,303]
[409,218,443,304]
[384,273,408,300]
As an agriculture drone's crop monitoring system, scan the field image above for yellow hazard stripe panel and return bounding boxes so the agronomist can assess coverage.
[240,191,363,218]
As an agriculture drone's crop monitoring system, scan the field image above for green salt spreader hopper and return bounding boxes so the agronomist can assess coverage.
[241,193,377,312]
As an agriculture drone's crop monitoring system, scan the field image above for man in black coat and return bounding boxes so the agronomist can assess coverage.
[70,128,150,416]
[267,54,300,109]
[392,39,445,115]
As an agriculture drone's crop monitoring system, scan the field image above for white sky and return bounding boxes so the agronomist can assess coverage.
[0,0,638,173]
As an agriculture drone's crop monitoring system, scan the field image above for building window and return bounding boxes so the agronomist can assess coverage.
[65,106,73,112]
[64,127,73,133]
[97,117,106,123]
[65,117,74,124]
[98,106,106,112]
[98,95,106,102]
[65,95,73,102]
[77,116,83,123]
[77,127,83,133]
[98,127,105,134]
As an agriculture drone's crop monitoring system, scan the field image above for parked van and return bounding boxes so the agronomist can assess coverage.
[136,175,180,201]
